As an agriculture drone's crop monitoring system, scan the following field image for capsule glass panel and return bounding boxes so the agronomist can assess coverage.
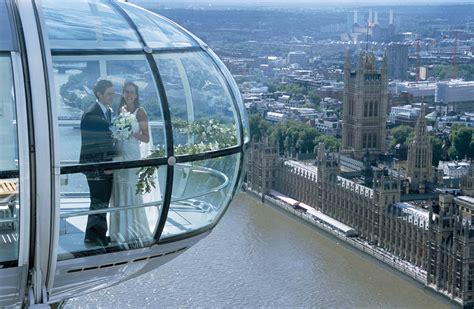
[155,51,240,155]
[207,49,250,143]
[40,0,141,50]
[58,165,165,260]
[52,54,166,165]
[161,153,240,240]
[118,2,196,49]
[0,0,14,51]
[0,55,20,267]
[52,54,167,258]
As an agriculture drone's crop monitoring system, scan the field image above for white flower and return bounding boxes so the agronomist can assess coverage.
[111,111,139,141]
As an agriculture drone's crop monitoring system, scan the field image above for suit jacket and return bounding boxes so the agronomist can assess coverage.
[79,102,116,167]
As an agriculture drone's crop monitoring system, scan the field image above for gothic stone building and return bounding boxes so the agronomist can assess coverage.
[427,165,474,307]
[247,138,279,201]
[342,51,388,161]
[248,141,429,268]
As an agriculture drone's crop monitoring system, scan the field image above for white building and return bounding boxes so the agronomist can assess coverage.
[265,111,286,122]
[314,120,342,137]
[392,81,437,97]
[287,51,308,67]
[389,105,420,123]
[438,113,474,129]
[436,80,474,112]
[438,160,471,179]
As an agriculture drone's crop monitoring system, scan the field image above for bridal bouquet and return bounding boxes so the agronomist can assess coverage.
[111,111,139,141]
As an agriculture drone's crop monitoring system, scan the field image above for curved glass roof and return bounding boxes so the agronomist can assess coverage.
[118,3,197,49]
[41,0,142,50]
[40,0,199,51]
[0,0,16,51]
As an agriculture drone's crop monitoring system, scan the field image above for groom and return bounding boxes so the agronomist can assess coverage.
[80,79,116,246]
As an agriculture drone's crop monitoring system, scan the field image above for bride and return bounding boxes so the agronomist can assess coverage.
[109,81,153,245]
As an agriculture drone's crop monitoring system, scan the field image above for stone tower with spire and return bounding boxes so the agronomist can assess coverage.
[342,51,388,161]
[406,103,433,193]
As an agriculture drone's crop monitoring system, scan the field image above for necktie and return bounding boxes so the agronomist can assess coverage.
[106,109,112,123]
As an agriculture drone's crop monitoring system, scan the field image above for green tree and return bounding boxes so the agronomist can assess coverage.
[268,120,319,155]
[432,64,474,81]
[266,82,276,93]
[449,125,474,159]
[314,135,341,152]
[432,136,443,166]
[249,112,270,141]
[307,91,321,105]
[390,125,414,148]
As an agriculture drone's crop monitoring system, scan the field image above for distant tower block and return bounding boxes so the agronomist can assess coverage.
[389,9,394,25]
[369,9,373,23]
[374,11,378,24]
[406,104,433,193]
[354,10,358,24]
[342,51,388,161]
[386,43,408,80]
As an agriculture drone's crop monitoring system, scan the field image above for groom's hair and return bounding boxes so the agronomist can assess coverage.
[94,79,113,99]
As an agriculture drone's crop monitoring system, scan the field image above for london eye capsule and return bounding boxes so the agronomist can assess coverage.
[0,0,249,306]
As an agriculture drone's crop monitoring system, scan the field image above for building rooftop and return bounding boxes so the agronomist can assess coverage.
[393,202,429,228]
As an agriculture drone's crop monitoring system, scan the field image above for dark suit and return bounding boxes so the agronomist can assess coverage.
[80,102,115,244]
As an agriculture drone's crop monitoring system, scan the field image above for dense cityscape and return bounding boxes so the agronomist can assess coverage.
[133,1,474,307]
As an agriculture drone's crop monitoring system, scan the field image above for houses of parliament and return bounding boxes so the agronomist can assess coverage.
[247,51,474,308]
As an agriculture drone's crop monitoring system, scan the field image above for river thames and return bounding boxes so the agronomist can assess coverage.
[67,193,452,308]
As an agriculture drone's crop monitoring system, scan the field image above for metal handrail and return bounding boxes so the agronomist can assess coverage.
[60,164,229,219]
[0,217,17,224]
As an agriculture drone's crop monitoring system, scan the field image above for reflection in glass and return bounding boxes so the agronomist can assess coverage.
[0,0,14,51]
[0,56,19,266]
[59,166,165,259]
[156,52,239,155]
[207,49,250,143]
[161,154,240,240]
[53,55,166,166]
[41,0,141,50]
[119,2,196,49]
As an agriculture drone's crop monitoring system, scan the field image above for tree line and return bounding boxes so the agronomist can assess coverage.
[251,113,473,165]
[249,112,340,155]
[390,124,474,165]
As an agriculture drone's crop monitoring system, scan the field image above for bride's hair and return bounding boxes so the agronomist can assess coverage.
[118,81,140,113]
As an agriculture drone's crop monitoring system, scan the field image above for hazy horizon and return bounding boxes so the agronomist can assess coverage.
[133,0,474,5]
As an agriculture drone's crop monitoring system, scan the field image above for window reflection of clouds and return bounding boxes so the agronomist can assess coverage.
[53,55,165,165]
[182,53,236,123]
[119,3,196,48]
[156,52,240,150]
[0,0,14,51]
[207,49,250,143]
[41,0,141,49]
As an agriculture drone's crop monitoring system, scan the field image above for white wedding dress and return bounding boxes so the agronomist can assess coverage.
[109,108,157,245]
